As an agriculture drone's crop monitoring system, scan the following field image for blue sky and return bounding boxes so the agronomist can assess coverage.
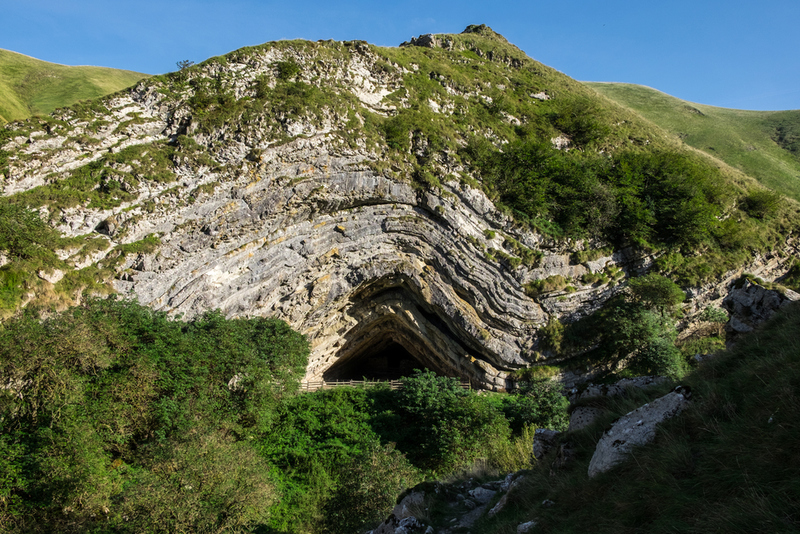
[2,0,798,110]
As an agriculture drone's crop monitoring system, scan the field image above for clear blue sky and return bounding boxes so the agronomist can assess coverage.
[3,0,798,110]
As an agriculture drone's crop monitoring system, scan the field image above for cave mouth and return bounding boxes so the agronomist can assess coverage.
[323,340,433,381]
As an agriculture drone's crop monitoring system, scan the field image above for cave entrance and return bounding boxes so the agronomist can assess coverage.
[323,340,431,381]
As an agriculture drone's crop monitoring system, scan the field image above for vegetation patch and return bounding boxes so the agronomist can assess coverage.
[0,300,570,534]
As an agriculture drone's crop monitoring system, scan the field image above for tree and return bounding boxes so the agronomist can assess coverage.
[176,59,195,71]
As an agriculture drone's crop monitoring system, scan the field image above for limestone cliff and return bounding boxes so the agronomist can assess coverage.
[1,27,796,388]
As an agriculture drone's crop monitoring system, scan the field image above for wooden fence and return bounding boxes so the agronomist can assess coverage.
[299,378,471,393]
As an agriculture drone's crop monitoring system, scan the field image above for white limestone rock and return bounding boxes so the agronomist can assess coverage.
[588,387,691,478]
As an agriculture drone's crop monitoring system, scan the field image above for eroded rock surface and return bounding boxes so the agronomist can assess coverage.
[2,30,798,390]
[723,279,800,334]
[588,386,691,477]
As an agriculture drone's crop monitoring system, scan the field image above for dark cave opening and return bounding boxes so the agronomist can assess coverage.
[323,341,432,381]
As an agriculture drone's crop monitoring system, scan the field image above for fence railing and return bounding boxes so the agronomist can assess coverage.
[299,378,471,393]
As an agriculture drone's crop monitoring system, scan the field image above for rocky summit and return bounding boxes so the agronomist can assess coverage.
[1,25,797,389]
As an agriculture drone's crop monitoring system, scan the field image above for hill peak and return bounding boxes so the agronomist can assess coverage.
[461,24,508,42]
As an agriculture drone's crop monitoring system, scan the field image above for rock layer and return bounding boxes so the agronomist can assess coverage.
[2,32,798,389]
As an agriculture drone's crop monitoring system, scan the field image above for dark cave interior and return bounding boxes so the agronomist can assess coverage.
[323,340,433,381]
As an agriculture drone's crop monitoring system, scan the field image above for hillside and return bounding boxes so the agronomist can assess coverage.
[2,25,800,534]
[1,25,798,388]
[0,48,147,124]
[372,299,800,534]
[587,82,800,201]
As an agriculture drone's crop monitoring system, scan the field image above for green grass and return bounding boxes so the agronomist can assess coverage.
[0,48,147,124]
[468,301,800,534]
[587,82,800,201]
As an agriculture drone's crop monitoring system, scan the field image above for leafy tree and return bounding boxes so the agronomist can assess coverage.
[501,379,569,434]
[628,273,685,313]
[0,297,308,533]
[394,370,508,471]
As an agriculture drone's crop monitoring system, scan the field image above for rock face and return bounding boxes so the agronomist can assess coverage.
[0,34,656,389]
[722,279,800,334]
[587,387,691,478]
[567,406,604,432]
[570,375,668,402]
[532,428,560,460]
[1,29,798,389]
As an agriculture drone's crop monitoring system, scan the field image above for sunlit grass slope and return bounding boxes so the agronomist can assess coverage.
[473,301,800,534]
[587,82,800,201]
[0,48,147,124]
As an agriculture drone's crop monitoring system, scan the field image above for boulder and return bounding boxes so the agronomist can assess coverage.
[488,475,527,518]
[588,387,691,477]
[532,428,560,461]
[468,486,496,504]
[370,515,429,534]
[392,490,425,520]
[567,406,604,431]
[571,375,667,402]
[723,279,799,335]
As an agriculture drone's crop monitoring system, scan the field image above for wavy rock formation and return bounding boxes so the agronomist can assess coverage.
[1,28,797,389]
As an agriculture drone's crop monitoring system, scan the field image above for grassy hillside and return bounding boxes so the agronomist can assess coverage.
[465,299,800,534]
[1,27,798,317]
[0,297,566,533]
[0,48,147,124]
[587,82,800,201]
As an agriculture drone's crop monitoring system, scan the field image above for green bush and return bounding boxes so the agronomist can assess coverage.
[501,380,570,434]
[627,273,685,313]
[392,370,510,472]
[742,189,783,219]
[274,60,302,80]
[0,297,309,533]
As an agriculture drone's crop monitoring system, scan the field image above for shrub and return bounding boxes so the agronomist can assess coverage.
[627,273,685,313]
[323,443,421,534]
[742,189,783,219]
[524,275,568,298]
[395,370,509,472]
[700,306,728,324]
[0,297,308,533]
[500,380,570,434]
[274,60,302,81]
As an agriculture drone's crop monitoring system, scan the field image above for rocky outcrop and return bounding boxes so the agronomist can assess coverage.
[370,474,529,534]
[0,39,654,389]
[2,28,798,390]
[587,386,691,478]
[567,406,604,432]
[569,375,668,402]
[533,428,560,460]
[722,279,800,335]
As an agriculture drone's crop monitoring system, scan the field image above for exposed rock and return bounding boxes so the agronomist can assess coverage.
[567,406,604,432]
[488,475,527,517]
[227,373,247,392]
[468,486,496,504]
[452,501,491,529]
[401,34,439,48]
[518,520,538,533]
[370,515,429,534]
[570,375,668,402]
[2,28,794,392]
[722,279,799,335]
[533,428,560,461]
[551,135,571,150]
[37,269,65,284]
[549,441,576,472]
[392,490,426,520]
[498,472,515,492]
[588,387,691,477]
